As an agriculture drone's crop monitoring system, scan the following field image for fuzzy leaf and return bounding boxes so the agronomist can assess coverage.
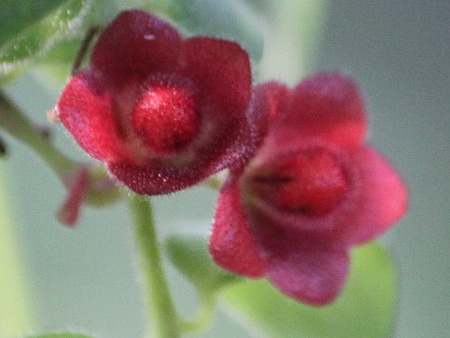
[0,0,94,84]
[0,0,66,47]
[220,242,397,337]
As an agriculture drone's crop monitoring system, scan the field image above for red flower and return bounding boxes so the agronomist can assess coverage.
[56,10,258,195]
[209,72,408,305]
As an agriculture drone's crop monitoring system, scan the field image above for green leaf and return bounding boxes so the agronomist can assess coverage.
[0,0,66,47]
[166,233,241,294]
[168,0,264,61]
[220,242,397,338]
[0,0,95,84]
[25,334,93,338]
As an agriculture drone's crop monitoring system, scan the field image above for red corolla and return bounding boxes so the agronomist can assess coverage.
[56,10,259,195]
[209,72,408,305]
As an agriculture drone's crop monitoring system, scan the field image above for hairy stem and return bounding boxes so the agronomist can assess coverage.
[0,91,77,181]
[0,91,122,207]
[129,195,180,338]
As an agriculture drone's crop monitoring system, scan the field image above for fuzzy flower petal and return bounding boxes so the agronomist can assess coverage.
[332,145,408,244]
[91,10,182,85]
[264,238,349,306]
[57,167,89,226]
[266,72,367,150]
[56,70,130,161]
[209,178,265,278]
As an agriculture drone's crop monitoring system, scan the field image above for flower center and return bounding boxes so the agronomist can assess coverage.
[132,81,199,154]
[251,148,348,216]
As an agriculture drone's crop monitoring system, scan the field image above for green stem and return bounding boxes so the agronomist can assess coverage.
[0,167,34,336]
[129,195,180,338]
[0,91,122,206]
[0,90,77,181]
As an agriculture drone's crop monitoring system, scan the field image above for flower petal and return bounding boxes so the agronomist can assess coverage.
[57,167,89,227]
[106,162,198,195]
[332,146,408,244]
[270,72,367,149]
[181,37,251,129]
[243,184,350,304]
[56,70,129,161]
[265,239,349,306]
[179,37,255,172]
[209,177,265,278]
[90,10,182,85]
[174,37,258,172]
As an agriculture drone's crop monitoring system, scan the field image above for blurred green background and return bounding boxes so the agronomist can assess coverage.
[1,0,449,337]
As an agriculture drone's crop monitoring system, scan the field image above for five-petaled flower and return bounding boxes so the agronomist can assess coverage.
[56,10,260,195]
[209,72,408,305]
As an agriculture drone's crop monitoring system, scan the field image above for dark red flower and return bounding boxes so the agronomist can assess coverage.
[209,72,408,305]
[55,10,259,195]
